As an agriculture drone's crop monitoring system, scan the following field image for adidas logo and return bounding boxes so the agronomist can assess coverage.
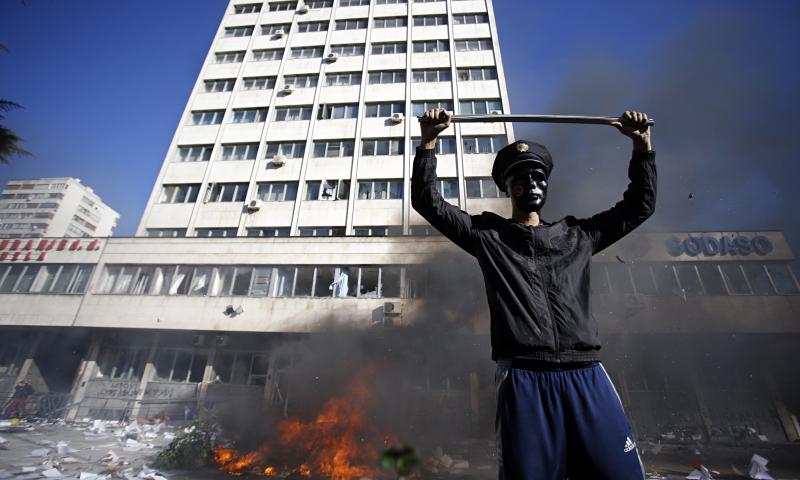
[623,436,636,453]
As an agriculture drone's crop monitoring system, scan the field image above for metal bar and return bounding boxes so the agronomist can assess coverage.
[419,114,655,126]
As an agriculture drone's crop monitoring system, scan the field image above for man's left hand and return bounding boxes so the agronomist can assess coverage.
[612,111,652,152]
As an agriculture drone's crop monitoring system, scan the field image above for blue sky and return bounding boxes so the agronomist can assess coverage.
[1,0,798,253]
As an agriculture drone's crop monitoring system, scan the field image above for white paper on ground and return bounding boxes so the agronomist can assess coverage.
[748,453,774,480]
[40,468,64,478]
[29,448,51,457]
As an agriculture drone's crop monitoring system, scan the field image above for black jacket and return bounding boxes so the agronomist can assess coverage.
[411,147,657,362]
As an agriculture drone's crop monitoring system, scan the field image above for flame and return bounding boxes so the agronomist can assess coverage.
[213,365,395,479]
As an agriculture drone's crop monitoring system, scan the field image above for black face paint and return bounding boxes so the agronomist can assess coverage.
[504,163,548,213]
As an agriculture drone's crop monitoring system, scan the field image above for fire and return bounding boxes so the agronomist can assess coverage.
[213,366,396,479]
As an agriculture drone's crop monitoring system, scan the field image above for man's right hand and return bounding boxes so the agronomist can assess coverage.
[419,108,451,149]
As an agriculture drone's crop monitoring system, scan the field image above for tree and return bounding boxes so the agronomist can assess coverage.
[0,43,32,165]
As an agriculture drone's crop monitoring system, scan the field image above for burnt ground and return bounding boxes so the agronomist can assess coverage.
[1,421,799,479]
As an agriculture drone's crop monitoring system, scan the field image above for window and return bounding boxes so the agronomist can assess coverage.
[160,184,201,204]
[252,49,283,61]
[298,227,346,237]
[147,228,187,238]
[368,70,406,84]
[257,182,298,202]
[223,26,254,38]
[362,138,404,156]
[459,98,503,115]
[353,226,403,236]
[357,180,403,200]
[653,264,682,296]
[376,0,406,4]
[462,135,507,154]
[231,108,268,123]
[261,24,291,35]
[742,263,774,295]
[630,264,658,295]
[766,263,799,294]
[457,67,497,81]
[214,51,245,64]
[455,38,492,51]
[675,264,703,295]
[413,39,449,53]
[306,0,333,7]
[465,177,501,198]
[365,102,405,117]
[317,103,358,119]
[335,18,368,30]
[453,13,489,24]
[283,74,318,88]
[340,0,369,5]
[196,228,238,238]
[203,78,235,93]
[189,110,224,125]
[154,349,206,383]
[313,140,355,157]
[265,142,306,159]
[234,3,261,14]
[275,106,313,121]
[97,347,146,380]
[297,21,328,33]
[329,44,365,56]
[412,137,456,155]
[175,145,213,162]
[206,183,248,202]
[607,264,634,294]
[413,15,447,26]
[373,17,407,28]
[411,100,452,116]
[325,72,362,86]
[247,227,290,237]
[719,264,749,294]
[412,69,451,83]
[371,42,406,55]
[290,46,324,59]
[241,76,276,90]
[435,178,459,199]
[697,264,727,295]
[220,143,259,161]
[269,1,297,11]
[304,180,350,200]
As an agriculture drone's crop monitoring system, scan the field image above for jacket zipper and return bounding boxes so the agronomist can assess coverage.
[535,227,560,363]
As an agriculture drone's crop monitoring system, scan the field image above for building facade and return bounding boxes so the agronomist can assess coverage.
[0,177,119,239]
[136,0,514,238]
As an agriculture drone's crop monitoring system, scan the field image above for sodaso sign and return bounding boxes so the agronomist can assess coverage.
[665,235,773,257]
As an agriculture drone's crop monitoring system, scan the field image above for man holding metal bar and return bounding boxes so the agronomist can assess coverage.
[412,109,656,479]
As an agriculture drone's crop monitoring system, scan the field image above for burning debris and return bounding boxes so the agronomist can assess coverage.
[212,366,396,479]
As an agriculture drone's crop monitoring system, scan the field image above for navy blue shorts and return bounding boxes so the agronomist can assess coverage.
[495,361,644,480]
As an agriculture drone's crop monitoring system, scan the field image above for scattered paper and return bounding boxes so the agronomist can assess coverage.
[30,448,51,457]
[41,468,64,478]
[748,453,775,480]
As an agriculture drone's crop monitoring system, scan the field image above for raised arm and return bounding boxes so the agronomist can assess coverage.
[411,108,478,255]
[577,111,657,254]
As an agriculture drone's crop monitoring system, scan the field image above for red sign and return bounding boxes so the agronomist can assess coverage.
[0,238,102,262]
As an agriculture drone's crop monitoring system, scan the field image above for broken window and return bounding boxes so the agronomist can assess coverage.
[331,267,356,297]
[250,354,270,386]
[96,347,147,380]
[155,349,207,383]
[359,267,380,297]
[742,263,775,295]
[675,264,703,295]
[314,267,335,297]
[271,267,294,297]
[720,263,751,294]
[697,264,727,295]
[606,264,634,295]
[630,264,657,295]
[232,267,253,295]
[765,263,799,294]
[294,267,315,296]
[381,266,401,297]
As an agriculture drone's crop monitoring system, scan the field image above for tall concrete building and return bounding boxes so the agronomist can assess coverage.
[0,177,119,238]
[137,0,513,238]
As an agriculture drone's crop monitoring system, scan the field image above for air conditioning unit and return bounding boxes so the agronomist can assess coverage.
[273,29,285,37]
[214,335,229,347]
[191,334,205,346]
[490,110,502,115]
[271,154,286,166]
[325,53,338,63]
[282,84,294,94]
[390,112,404,124]
[383,301,402,315]
[297,5,309,14]
[247,199,262,212]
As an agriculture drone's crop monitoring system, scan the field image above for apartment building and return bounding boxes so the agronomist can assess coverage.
[0,177,119,238]
[136,0,514,238]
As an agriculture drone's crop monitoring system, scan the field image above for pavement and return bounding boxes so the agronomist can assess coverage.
[2,419,800,479]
